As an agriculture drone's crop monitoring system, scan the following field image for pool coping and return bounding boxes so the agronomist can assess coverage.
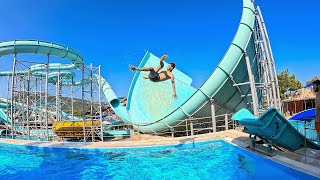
[0,130,319,178]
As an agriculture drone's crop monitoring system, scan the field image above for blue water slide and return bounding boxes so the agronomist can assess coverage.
[97,0,257,133]
[232,108,320,151]
[289,108,315,121]
[0,108,11,125]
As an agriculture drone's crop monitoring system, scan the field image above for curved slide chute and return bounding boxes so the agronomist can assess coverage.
[0,108,11,125]
[0,98,82,122]
[0,63,89,86]
[0,40,83,66]
[98,0,257,133]
[232,108,320,151]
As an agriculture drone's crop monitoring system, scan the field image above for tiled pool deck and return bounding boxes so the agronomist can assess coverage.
[0,130,319,178]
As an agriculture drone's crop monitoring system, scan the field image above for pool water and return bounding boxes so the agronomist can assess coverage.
[0,140,316,179]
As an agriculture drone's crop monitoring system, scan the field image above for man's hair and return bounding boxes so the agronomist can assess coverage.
[313,80,320,92]
[313,79,320,85]
[169,62,175,69]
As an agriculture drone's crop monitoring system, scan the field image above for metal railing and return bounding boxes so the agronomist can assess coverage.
[44,112,240,142]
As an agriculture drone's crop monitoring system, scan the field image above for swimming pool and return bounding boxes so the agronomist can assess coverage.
[0,140,316,179]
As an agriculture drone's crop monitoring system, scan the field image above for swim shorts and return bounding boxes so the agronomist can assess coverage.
[148,68,160,82]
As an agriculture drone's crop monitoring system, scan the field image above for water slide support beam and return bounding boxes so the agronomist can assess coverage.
[10,54,17,139]
[71,76,74,121]
[225,113,229,130]
[245,52,259,117]
[256,6,281,109]
[98,65,103,141]
[45,55,50,140]
[56,70,60,121]
[255,9,278,109]
[90,63,94,141]
[253,17,270,109]
[81,63,86,142]
[211,100,216,132]
[6,73,10,134]
[26,71,30,140]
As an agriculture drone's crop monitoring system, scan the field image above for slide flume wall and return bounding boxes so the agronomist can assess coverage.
[99,0,257,133]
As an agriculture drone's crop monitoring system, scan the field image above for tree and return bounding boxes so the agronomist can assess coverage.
[306,76,319,85]
[277,69,302,99]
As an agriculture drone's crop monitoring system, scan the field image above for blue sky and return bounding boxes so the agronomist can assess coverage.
[0,0,319,97]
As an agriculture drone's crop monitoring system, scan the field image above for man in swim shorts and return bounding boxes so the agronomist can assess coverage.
[313,79,320,136]
[129,55,177,99]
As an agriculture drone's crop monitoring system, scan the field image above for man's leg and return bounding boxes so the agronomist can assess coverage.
[154,55,168,72]
[129,64,153,79]
[154,61,164,73]
[129,64,152,71]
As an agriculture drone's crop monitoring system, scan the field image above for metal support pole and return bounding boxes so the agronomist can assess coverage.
[225,113,229,130]
[6,76,10,138]
[26,71,31,140]
[259,44,271,108]
[71,77,74,120]
[35,77,39,138]
[90,64,94,141]
[245,53,259,116]
[81,64,86,142]
[190,122,194,136]
[10,54,17,139]
[255,11,278,109]
[56,70,60,122]
[185,119,188,136]
[98,65,103,141]
[257,6,281,108]
[45,55,49,140]
[211,101,216,133]
[263,62,271,107]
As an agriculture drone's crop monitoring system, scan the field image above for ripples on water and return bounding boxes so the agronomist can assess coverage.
[0,140,316,179]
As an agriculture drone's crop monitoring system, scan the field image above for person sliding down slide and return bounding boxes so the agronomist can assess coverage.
[129,55,177,99]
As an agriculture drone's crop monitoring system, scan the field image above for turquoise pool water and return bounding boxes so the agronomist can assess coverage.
[0,140,316,179]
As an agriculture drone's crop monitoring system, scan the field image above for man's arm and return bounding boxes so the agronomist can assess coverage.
[171,75,177,99]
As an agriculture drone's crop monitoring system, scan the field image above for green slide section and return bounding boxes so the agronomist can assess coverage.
[99,0,256,133]
[0,98,83,121]
[232,108,320,151]
[0,40,83,65]
[0,63,89,86]
[0,108,11,125]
